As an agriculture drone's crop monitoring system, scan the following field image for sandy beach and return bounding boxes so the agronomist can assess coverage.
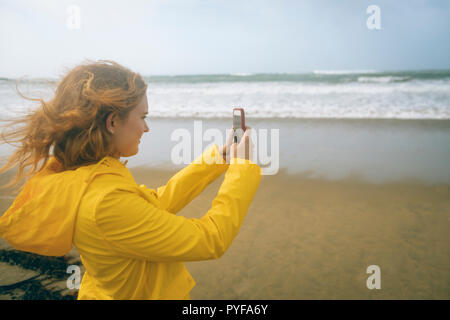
[132,166,450,300]
[1,165,449,299]
[0,118,449,299]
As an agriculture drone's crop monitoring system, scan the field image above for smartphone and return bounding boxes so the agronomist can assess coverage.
[232,108,246,144]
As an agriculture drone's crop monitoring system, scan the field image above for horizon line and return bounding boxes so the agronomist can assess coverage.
[2,67,450,80]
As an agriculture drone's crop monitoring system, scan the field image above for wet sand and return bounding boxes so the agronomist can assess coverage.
[1,117,449,299]
[125,118,450,185]
[133,166,450,300]
[0,166,449,299]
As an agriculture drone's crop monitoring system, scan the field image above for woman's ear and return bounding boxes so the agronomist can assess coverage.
[106,112,117,134]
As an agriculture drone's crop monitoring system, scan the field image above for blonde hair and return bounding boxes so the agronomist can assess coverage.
[0,60,147,192]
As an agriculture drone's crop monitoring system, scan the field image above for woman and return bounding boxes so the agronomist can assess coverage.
[0,60,262,299]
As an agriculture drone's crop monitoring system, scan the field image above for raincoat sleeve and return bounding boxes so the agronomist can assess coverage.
[150,144,229,214]
[94,159,262,262]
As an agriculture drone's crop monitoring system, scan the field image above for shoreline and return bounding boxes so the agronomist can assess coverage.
[2,114,450,187]
[118,117,450,185]
[146,116,450,123]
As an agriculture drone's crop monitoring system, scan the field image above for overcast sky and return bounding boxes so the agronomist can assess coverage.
[1,0,450,78]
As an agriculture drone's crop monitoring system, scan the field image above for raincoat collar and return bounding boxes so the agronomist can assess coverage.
[0,155,132,256]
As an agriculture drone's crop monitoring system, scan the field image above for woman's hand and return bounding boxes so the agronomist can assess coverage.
[218,128,235,163]
[231,127,254,162]
[218,126,253,163]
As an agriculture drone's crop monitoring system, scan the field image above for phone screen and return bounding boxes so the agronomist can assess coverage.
[233,109,244,143]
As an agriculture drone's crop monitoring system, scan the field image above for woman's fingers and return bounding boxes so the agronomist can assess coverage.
[216,126,254,163]
[241,127,251,139]
[230,128,254,161]
[224,126,255,162]
[240,128,254,148]
[225,128,235,146]
[230,142,238,160]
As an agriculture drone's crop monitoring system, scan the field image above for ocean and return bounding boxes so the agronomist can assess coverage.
[1,70,450,184]
[1,69,450,120]
[1,70,449,300]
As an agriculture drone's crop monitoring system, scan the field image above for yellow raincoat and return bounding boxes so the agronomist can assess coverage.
[0,144,262,299]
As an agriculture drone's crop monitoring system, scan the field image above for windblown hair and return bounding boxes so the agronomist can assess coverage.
[0,60,147,192]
